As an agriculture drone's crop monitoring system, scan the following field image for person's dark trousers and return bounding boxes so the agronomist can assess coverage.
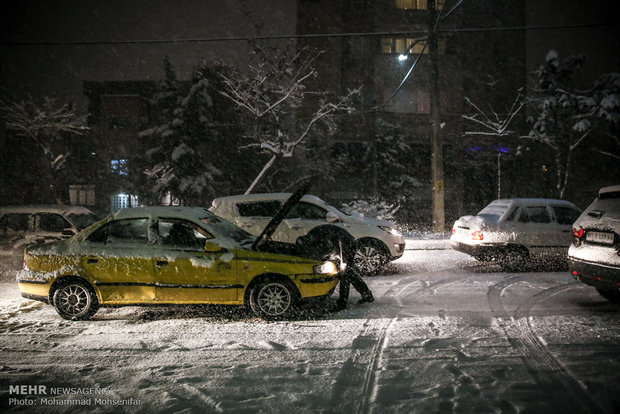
[337,269,373,308]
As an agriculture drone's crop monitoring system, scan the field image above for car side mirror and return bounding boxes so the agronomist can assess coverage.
[204,240,225,253]
[326,212,340,223]
[62,228,77,238]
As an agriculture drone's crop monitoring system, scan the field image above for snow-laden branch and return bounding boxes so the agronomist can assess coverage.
[462,90,525,137]
[218,42,360,193]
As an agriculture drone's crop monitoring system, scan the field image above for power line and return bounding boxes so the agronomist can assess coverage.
[1,23,616,46]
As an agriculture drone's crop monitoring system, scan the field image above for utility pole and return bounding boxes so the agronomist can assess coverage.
[429,0,445,232]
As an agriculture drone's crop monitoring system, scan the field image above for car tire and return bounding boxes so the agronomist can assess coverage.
[52,278,99,321]
[500,247,528,272]
[596,287,620,303]
[249,278,299,320]
[354,240,389,275]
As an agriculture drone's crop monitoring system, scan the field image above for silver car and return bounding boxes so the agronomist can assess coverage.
[210,193,405,274]
[0,205,97,269]
[568,185,620,303]
[451,198,581,270]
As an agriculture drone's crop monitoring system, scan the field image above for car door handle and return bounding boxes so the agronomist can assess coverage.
[156,260,168,267]
[87,258,98,264]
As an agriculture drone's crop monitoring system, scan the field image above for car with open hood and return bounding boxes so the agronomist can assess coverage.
[0,205,97,269]
[209,193,405,274]
[451,198,581,270]
[17,188,343,320]
[568,185,620,302]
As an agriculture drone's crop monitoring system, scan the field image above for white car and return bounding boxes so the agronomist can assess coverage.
[210,193,406,274]
[0,205,98,269]
[451,198,581,270]
[568,185,620,303]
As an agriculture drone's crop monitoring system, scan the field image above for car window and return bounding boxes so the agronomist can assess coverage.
[504,206,519,221]
[478,204,510,223]
[87,218,149,245]
[37,213,71,232]
[0,213,30,235]
[67,213,98,230]
[526,206,551,223]
[286,202,327,220]
[237,201,282,218]
[159,219,210,250]
[552,206,581,225]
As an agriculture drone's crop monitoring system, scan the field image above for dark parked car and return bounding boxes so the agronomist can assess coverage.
[568,185,620,302]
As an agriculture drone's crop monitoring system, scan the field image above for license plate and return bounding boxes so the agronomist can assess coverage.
[586,231,615,245]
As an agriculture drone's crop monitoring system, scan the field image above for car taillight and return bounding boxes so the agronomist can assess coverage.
[572,228,584,239]
[472,231,483,241]
[451,227,456,234]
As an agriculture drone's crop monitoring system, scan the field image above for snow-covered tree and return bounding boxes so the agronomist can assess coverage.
[139,59,242,205]
[461,90,525,198]
[524,51,619,198]
[219,42,360,193]
[0,95,88,204]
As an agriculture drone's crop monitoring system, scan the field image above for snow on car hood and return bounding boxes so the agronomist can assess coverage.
[342,213,395,228]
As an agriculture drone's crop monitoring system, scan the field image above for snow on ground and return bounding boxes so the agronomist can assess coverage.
[1,241,619,413]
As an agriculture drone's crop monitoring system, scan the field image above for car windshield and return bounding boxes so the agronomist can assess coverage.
[477,204,510,224]
[201,214,254,245]
[67,213,98,230]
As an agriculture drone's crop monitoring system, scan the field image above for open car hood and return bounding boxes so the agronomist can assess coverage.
[251,182,311,251]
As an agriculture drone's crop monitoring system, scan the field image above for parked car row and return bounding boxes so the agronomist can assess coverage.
[450,185,620,303]
[9,184,619,322]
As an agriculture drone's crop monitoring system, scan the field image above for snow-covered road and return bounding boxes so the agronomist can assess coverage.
[1,248,619,413]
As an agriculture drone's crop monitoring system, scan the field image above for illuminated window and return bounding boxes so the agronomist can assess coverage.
[110,193,139,212]
[394,0,443,10]
[381,37,445,55]
[110,159,128,176]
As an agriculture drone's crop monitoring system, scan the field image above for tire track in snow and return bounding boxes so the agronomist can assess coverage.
[488,275,604,413]
[334,272,472,413]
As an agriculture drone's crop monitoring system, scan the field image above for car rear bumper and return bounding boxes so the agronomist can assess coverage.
[569,257,620,289]
[450,240,501,259]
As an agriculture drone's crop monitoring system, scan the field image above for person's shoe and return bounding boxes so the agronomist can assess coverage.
[335,300,347,310]
[357,296,374,305]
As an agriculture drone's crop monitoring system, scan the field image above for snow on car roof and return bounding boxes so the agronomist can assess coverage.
[489,198,577,207]
[112,206,213,221]
[0,205,95,216]
[599,185,620,196]
[212,193,326,206]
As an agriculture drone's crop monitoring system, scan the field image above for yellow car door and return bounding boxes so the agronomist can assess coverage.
[153,219,240,304]
[81,217,156,304]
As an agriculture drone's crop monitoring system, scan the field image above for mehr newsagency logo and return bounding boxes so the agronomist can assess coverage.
[7,384,142,407]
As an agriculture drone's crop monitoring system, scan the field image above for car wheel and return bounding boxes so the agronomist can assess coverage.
[500,247,528,271]
[52,279,99,321]
[354,240,388,275]
[596,287,620,303]
[249,279,298,320]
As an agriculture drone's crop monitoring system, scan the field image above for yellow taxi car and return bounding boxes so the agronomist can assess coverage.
[17,204,341,321]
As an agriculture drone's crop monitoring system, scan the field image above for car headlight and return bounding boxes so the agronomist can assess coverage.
[313,261,338,275]
[379,226,402,237]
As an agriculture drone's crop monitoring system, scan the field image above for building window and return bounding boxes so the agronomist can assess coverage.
[381,37,445,55]
[69,185,96,206]
[110,159,129,176]
[394,0,443,10]
[111,193,139,212]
